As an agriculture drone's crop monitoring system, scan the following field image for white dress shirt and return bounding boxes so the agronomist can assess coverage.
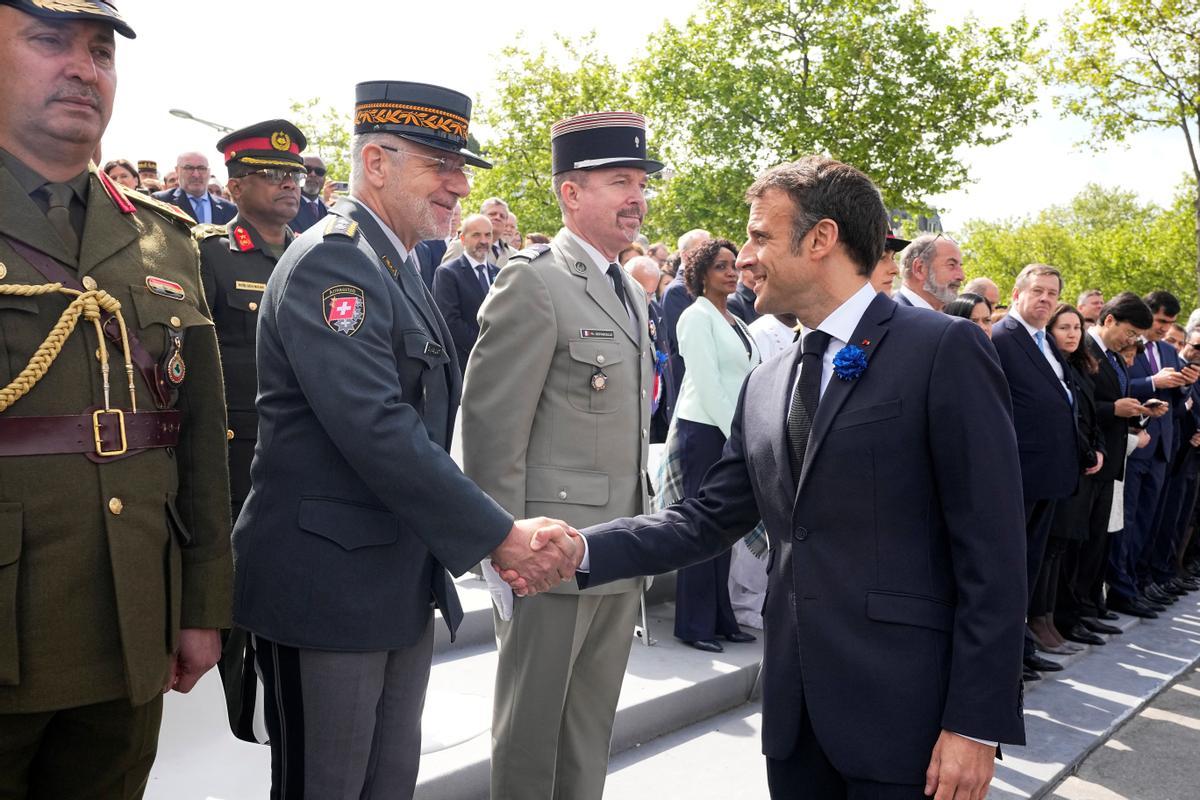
[1007,307,1071,401]
[897,285,934,311]
[748,314,798,363]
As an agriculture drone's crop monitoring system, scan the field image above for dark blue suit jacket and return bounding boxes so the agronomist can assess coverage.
[581,293,1027,782]
[660,273,693,418]
[414,239,448,290]
[1128,339,1183,462]
[431,254,497,374]
[992,315,1080,501]
[1085,335,1133,482]
[152,187,236,225]
[288,195,329,234]
[726,281,761,326]
[893,291,914,307]
[231,198,512,651]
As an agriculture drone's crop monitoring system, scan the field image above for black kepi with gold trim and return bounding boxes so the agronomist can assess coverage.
[551,112,663,176]
[0,0,135,38]
[216,120,307,176]
[354,81,491,169]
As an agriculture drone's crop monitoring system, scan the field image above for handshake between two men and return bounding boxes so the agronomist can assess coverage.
[490,517,585,595]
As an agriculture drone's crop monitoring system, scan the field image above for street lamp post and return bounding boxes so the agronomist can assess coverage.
[168,108,234,134]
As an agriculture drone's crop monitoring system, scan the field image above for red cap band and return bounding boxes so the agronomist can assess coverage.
[223,135,300,162]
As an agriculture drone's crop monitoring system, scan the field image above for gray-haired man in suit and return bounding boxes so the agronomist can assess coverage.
[461,111,660,800]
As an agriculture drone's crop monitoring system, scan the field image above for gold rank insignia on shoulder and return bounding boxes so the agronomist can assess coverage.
[192,223,227,241]
[324,217,359,240]
[235,280,267,292]
[146,276,185,301]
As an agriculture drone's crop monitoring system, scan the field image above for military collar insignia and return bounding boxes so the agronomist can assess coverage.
[146,276,185,301]
[323,284,365,336]
[233,226,255,252]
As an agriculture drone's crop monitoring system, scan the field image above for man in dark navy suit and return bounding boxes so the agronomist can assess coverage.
[1122,291,1200,605]
[432,212,498,374]
[727,267,761,325]
[894,233,962,311]
[506,157,1027,799]
[660,228,710,421]
[288,155,329,233]
[991,264,1081,678]
[625,255,674,442]
[152,150,236,224]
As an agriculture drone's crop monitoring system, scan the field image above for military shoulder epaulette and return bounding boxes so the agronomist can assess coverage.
[324,216,360,241]
[192,223,228,242]
[124,190,198,229]
[510,243,552,262]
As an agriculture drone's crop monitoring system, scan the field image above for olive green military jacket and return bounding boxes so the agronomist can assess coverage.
[461,228,653,596]
[0,163,233,713]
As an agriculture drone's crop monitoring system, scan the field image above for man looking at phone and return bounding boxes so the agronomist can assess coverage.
[1125,292,1200,606]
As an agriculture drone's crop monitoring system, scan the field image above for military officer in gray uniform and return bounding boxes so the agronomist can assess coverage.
[0,2,232,797]
[231,80,580,800]
[197,119,307,520]
[462,111,660,800]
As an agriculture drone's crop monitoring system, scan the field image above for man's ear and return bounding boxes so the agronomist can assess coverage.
[808,218,840,260]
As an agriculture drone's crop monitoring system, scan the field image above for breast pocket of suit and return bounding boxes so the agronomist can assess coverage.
[218,286,264,341]
[567,340,625,414]
[829,398,902,432]
[401,330,451,415]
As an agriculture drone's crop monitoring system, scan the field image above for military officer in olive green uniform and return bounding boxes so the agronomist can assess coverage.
[0,3,233,798]
[198,119,307,519]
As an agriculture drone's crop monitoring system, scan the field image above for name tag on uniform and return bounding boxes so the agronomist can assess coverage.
[580,329,615,339]
[235,280,267,292]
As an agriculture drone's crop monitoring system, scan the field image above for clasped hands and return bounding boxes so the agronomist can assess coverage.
[491,517,585,596]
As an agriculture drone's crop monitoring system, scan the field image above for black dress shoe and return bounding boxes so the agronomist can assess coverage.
[724,631,757,643]
[687,639,724,653]
[1173,577,1199,591]
[1022,666,1042,682]
[1160,580,1188,596]
[1024,653,1064,672]
[1098,610,1121,621]
[1139,591,1169,610]
[1109,596,1159,619]
[1081,617,1122,635]
[1145,586,1175,605]
[1064,624,1105,646]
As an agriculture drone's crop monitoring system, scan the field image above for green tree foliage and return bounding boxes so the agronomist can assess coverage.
[466,34,642,238]
[960,183,1199,311]
[289,97,352,182]
[636,0,1042,229]
[1052,0,1200,293]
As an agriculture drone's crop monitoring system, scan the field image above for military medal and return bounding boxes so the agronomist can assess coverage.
[166,335,186,385]
[591,368,608,392]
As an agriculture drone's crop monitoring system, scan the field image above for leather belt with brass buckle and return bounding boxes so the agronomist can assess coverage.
[0,409,182,459]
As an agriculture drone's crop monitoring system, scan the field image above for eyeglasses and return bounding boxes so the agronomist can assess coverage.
[378,144,475,180]
[306,165,327,176]
[240,169,303,185]
[178,164,209,173]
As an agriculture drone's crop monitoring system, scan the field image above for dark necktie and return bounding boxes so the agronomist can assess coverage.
[1109,351,1128,395]
[1146,341,1160,373]
[787,329,831,481]
[475,264,490,294]
[39,182,79,258]
[606,263,628,314]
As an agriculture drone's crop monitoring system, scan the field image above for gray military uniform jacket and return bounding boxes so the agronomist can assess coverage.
[231,198,513,650]
[462,228,653,595]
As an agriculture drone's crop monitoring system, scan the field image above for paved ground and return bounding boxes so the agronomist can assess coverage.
[1048,666,1200,800]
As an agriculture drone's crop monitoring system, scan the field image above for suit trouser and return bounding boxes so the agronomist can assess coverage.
[765,703,925,799]
[491,588,640,800]
[1023,497,1058,659]
[254,618,434,800]
[1144,468,1196,584]
[1108,457,1167,600]
[1060,478,1115,624]
[0,695,162,800]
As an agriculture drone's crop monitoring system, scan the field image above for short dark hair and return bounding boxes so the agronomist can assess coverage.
[745,156,886,276]
[683,238,738,298]
[943,292,991,320]
[1143,290,1181,318]
[1099,291,1153,330]
[103,158,140,188]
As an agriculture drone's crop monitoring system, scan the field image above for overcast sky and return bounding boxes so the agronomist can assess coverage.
[105,0,1186,231]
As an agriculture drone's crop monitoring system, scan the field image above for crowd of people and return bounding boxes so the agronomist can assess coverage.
[2,3,1198,800]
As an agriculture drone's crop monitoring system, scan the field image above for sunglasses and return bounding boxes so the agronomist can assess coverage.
[240,169,303,185]
[306,165,327,176]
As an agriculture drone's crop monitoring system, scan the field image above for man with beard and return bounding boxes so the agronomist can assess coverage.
[231,81,580,798]
[288,154,330,234]
[461,111,658,800]
[432,213,498,374]
[896,233,963,311]
[0,2,233,796]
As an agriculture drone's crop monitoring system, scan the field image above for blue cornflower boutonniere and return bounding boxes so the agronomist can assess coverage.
[832,344,869,381]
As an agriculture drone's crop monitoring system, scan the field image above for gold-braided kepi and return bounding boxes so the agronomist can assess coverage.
[0,0,136,38]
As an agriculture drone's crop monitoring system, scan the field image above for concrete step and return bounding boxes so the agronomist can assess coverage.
[415,599,761,800]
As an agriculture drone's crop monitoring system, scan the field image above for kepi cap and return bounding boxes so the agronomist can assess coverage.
[0,0,135,38]
[137,160,157,174]
[216,120,307,175]
[551,112,663,176]
[354,81,490,169]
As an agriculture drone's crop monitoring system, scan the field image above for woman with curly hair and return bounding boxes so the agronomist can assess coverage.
[662,237,761,651]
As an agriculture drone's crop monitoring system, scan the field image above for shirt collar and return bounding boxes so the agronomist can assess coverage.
[898,285,934,310]
[0,148,89,203]
[465,252,487,269]
[1006,306,1043,338]
[188,191,210,204]
[563,227,612,272]
[815,282,877,346]
[1088,326,1110,354]
[358,202,411,265]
